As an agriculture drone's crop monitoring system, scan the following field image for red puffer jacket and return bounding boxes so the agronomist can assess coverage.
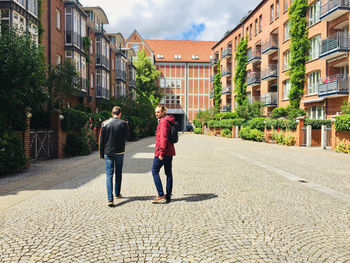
[155,115,176,157]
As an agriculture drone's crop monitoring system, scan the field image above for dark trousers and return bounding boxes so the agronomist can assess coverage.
[105,153,124,201]
[152,156,173,198]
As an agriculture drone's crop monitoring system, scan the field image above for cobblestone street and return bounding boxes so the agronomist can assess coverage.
[1,134,350,262]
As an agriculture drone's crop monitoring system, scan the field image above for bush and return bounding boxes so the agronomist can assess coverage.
[335,114,350,131]
[221,128,231,138]
[208,120,220,128]
[235,101,264,120]
[287,108,306,119]
[272,131,296,146]
[265,119,297,130]
[271,107,288,119]
[341,101,350,114]
[244,117,266,131]
[194,127,202,134]
[232,118,245,127]
[64,133,90,156]
[0,131,27,174]
[193,119,202,128]
[335,140,350,154]
[61,108,89,132]
[219,119,234,129]
[239,127,264,142]
[30,109,51,130]
[305,119,331,129]
[214,112,238,120]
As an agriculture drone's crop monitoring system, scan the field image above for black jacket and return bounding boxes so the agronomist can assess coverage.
[99,117,128,158]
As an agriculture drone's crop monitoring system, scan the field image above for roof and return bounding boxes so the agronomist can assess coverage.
[82,7,109,24]
[144,39,217,63]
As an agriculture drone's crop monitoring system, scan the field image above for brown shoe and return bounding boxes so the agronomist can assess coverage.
[108,201,114,207]
[152,195,166,203]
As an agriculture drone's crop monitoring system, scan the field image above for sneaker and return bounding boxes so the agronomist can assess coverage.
[108,201,114,207]
[116,194,123,199]
[152,195,166,203]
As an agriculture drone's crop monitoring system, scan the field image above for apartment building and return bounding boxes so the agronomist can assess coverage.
[211,0,350,119]
[125,30,216,130]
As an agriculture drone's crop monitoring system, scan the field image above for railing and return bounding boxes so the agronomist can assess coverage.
[320,32,350,56]
[96,54,110,69]
[210,75,215,82]
[247,49,261,62]
[221,48,232,59]
[128,79,136,88]
[210,57,219,66]
[261,92,278,105]
[261,64,278,79]
[318,74,349,96]
[222,86,232,94]
[261,35,278,54]
[65,30,83,49]
[247,71,261,85]
[221,67,232,76]
[251,96,261,103]
[221,105,232,112]
[116,69,127,80]
[321,0,350,18]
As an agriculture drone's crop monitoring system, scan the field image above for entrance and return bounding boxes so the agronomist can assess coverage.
[170,114,184,131]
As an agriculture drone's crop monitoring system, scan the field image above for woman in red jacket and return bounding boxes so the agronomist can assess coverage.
[152,105,176,203]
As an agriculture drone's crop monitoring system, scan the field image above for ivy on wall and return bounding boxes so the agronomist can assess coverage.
[213,60,222,112]
[288,0,310,109]
[234,37,248,106]
[38,0,44,43]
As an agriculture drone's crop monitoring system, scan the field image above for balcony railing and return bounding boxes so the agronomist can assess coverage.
[210,75,215,82]
[320,0,350,22]
[221,67,232,77]
[247,49,262,63]
[96,86,109,99]
[210,57,219,66]
[252,96,261,103]
[247,71,261,86]
[96,54,110,69]
[318,74,349,97]
[320,33,350,59]
[220,105,232,112]
[261,92,278,106]
[116,69,127,81]
[128,79,136,88]
[221,48,232,59]
[221,85,232,94]
[261,36,278,55]
[65,30,83,49]
[261,64,278,80]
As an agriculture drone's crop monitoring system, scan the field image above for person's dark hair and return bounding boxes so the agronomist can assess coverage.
[112,106,121,116]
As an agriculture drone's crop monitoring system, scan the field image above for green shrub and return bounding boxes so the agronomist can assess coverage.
[61,108,89,132]
[64,133,89,156]
[305,119,331,129]
[335,114,350,131]
[232,118,245,127]
[193,119,202,128]
[335,140,350,154]
[0,131,27,174]
[221,128,232,138]
[287,108,306,119]
[194,127,202,134]
[341,100,350,114]
[219,119,234,129]
[214,112,238,120]
[265,119,297,130]
[245,117,266,131]
[272,131,296,146]
[208,120,220,128]
[239,127,264,142]
[271,107,288,119]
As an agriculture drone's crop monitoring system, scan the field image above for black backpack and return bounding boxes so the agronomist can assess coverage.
[168,121,178,144]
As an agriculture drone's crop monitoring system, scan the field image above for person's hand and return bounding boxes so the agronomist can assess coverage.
[159,156,163,160]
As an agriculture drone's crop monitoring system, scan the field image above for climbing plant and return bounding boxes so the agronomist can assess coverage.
[288,0,310,109]
[234,37,248,106]
[213,60,222,112]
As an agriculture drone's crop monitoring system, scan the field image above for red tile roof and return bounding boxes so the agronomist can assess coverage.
[144,39,217,63]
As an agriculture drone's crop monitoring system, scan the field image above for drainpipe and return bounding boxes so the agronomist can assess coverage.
[87,27,90,98]
[48,0,52,65]
[185,62,189,131]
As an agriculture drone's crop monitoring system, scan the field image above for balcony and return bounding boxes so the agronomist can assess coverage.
[96,86,109,99]
[247,71,261,86]
[210,57,219,66]
[65,30,83,49]
[220,105,232,112]
[261,64,278,81]
[318,74,349,97]
[128,79,136,88]
[261,36,278,55]
[210,75,215,82]
[96,54,110,69]
[221,67,232,77]
[116,69,127,81]
[221,48,232,59]
[261,92,278,106]
[247,49,261,64]
[320,33,350,60]
[320,0,350,22]
[252,96,261,103]
[221,85,232,94]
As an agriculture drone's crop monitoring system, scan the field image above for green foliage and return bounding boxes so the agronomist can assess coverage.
[219,119,234,129]
[74,104,92,113]
[232,118,246,127]
[234,38,248,106]
[335,140,350,154]
[214,112,238,120]
[239,127,264,142]
[272,131,296,146]
[221,128,232,138]
[234,101,264,120]
[64,133,88,156]
[0,131,27,174]
[213,60,222,112]
[265,119,297,130]
[194,127,203,134]
[30,109,51,130]
[0,28,48,132]
[244,117,266,131]
[335,114,350,131]
[341,100,350,114]
[288,0,310,109]
[196,109,216,124]
[208,120,220,128]
[287,108,306,119]
[82,37,91,62]
[271,106,305,119]
[271,107,289,118]
[305,119,331,129]
[193,119,202,128]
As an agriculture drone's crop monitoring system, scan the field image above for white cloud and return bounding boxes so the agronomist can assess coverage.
[79,0,260,41]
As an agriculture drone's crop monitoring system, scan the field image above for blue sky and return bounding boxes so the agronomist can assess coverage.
[79,0,259,41]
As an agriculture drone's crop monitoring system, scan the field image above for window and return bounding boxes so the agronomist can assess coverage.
[0,9,10,33]
[255,19,258,35]
[91,73,94,89]
[309,0,321,26]
[284,21,290,41]
[56,55,62,65]
[249,24,252,40]
[235,37,238,50]
[159,78,165,88]
[90,39,93,54]
[283,79,291,99]
[259,15,262,32]
[246,27,249,38]
[176,80,181,88]
[132,44,139,52]
[309,35,321,60]
[284,0,288,12]
[283,50,291,70]
[276,0,279,18]
[28,0,38,17]
[307,106,324,119]
[308,71,320,95]
[56,9,61,30]
[270,4,274,23]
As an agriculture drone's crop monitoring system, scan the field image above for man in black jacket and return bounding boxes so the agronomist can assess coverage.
[99,106,128,207]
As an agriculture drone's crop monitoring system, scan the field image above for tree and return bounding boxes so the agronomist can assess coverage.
[46,60,80,110]
[0,28,48,132]
[213,60,222,112]
[133,49,161,105]
[234,37,248,106]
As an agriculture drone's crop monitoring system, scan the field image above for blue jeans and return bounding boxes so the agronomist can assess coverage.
[152,156,173,198]
[105,153,124,201]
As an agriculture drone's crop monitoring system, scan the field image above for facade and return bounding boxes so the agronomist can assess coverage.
[211,0,350,119]
[125,30,216,130]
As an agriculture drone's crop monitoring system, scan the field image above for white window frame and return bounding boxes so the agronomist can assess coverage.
[309,0,321,27]
[283,50,291,70]
[283,79,291,100]
[56,9,61,30]
[309,35,321,60]
[308,71,320,95]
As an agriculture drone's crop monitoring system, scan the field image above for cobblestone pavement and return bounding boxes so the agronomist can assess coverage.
[1,134,350,262]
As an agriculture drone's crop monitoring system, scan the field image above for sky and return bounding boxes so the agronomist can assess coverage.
[79,0,260,41]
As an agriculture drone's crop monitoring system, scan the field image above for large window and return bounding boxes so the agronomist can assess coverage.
[270,4,274,23]
[276,0,279,18]
[309,35,321,60]
[284,21,290,41]
[283,50,291,70]
[283,79,291,100]
[0,9,10,33]
[309,0,320,26]
[56,9,61,30]
[28,0,38,17]
[255,19,258,35]
[259,15,262,32]
[307,106,324,119]
[284,0,288,12]
[308,71,320,95]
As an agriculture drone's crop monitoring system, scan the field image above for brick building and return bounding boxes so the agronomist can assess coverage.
[125,30,216,130]
[211,0,350,119]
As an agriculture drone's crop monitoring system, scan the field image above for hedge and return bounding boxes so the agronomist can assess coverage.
[304,119,331,129]
[62,109,111,132]
[265,119,297,130]
[193,119,202,128]
[194,127,202,134]
[335,114,350,131]
[239,127,264,142]
[244,117,266,131]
